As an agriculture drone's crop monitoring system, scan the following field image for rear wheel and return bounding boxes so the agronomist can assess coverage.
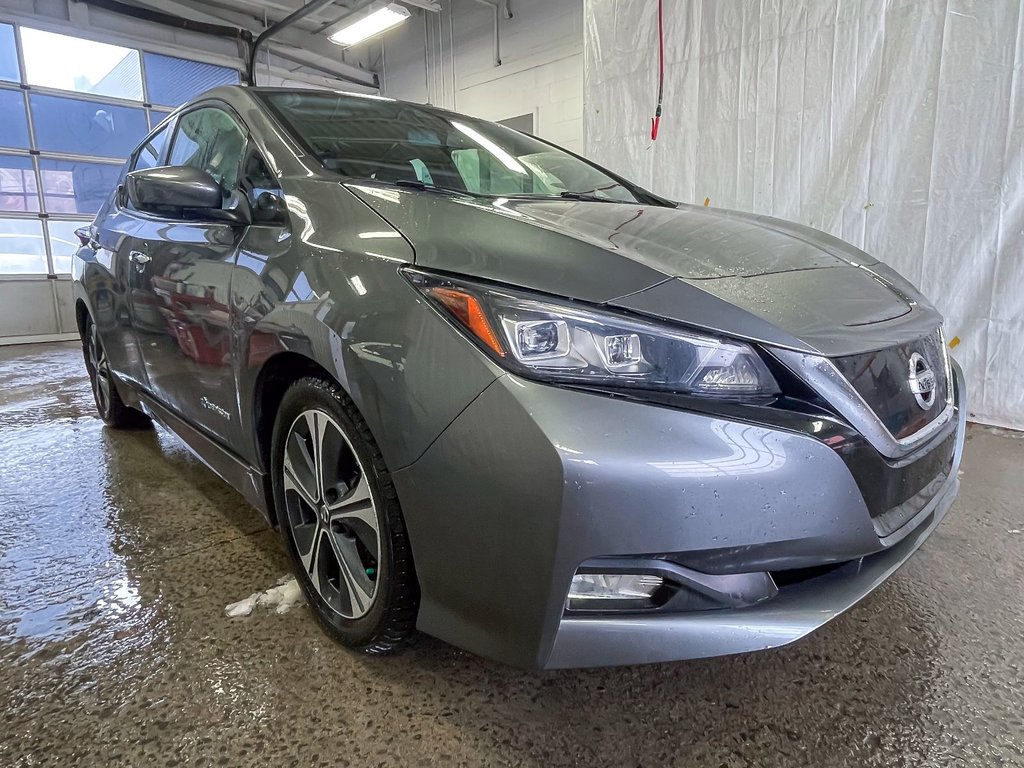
[83,316,151,429]
[271,377,418,653]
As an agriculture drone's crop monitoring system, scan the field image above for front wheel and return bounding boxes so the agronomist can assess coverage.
[83,316,151,429]
[271,377,419,653]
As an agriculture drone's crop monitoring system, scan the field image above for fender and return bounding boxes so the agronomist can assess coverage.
[231,179,501,479]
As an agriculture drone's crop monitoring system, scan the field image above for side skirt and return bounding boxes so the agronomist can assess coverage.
[127,386,273,523]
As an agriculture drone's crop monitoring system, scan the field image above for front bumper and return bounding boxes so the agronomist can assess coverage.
[392,361,966,669]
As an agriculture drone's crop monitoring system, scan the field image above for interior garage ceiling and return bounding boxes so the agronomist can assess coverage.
[96,0,423,88]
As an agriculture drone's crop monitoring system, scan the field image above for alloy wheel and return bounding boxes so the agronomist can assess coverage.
[88,323,112,416]
[282,409,381,619]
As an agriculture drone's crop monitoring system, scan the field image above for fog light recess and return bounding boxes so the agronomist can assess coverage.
[566,572,666,612]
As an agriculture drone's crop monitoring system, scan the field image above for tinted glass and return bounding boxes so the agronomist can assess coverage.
[46,219,83,274]
[38,159,121,215]
[144,53,237,107]
[261,91,641,202]
[0,217,47,274]
[169,107,245,190]
[0,23,17,82]
[133,125,171,172]
[0,154,38,212]
[21,28,143,100]
[31,94,148,158]
[0,89,30,148]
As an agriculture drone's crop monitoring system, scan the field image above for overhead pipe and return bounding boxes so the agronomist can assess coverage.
[247,0,337,85]
[469,0,512,67]
[448,0,457,108]
[423,9,431,102]
[80,0,253,53]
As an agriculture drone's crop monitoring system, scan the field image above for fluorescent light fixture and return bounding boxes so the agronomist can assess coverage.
[329,4,411,47]
[451,121,527,175]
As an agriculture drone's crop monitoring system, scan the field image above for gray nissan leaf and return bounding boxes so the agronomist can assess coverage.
[72,86,966,669]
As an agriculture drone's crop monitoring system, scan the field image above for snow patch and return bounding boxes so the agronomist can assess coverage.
[226,575,305,618]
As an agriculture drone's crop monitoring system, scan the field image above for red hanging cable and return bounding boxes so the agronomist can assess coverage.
[650,0,665,141]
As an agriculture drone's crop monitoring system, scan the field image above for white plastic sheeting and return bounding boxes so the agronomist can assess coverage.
[584,0,1024,429]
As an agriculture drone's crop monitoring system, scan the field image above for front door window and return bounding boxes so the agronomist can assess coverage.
[168,107,246,194]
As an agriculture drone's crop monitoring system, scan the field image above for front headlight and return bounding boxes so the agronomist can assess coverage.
[406,270,779,398]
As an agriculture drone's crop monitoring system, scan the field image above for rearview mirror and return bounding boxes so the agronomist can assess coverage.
[125,166,250,226]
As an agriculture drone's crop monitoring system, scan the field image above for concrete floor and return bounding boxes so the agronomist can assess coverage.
[1,341,1022,767]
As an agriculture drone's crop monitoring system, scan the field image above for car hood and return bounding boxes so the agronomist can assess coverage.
[347,184,940,356]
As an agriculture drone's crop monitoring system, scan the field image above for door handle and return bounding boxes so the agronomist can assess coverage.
[130,250,151,266]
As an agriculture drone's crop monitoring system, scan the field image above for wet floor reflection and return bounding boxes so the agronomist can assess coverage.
[1,342,1022,766]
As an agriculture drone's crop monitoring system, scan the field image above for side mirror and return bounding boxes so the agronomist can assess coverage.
[125,166,251,226]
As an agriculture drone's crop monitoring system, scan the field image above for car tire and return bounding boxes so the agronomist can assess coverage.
[83,315,152,429]
[271,376,419,654]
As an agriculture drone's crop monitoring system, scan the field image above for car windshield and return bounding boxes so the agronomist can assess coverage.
[259,91,643,203]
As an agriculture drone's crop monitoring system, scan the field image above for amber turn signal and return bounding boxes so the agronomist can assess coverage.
[427,287,506,357]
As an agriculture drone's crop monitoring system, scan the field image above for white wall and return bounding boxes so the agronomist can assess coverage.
[382,0,584,151]
[584,0,1024,431]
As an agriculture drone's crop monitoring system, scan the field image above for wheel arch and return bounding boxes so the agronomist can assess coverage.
[75,297,91,338]
[251,350,338,499]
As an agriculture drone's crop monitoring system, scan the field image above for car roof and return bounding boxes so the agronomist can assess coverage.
[202,84,471,123]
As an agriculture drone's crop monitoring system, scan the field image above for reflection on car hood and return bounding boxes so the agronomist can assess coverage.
[485,199,884,279]
[347,184,940,356]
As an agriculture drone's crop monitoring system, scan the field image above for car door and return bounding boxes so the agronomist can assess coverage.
[127,104,248,448]
[89,122,173,391]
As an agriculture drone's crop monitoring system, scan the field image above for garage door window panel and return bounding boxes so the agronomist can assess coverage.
[0,154,39,212]
[46,219,85,274]
[143,53,238,108]
[149,109,173,130]
[31,94,148,158]
[0,23,17,83]
[20,28,143,101]
[0,217,47,274]
[168,107,246,192]
[0,89,30,149]
[39,159,123,215]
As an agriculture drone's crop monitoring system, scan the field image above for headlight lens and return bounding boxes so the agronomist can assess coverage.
[407,270,779,397]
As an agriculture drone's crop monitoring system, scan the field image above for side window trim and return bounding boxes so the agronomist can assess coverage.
[129,117,176,173]
[154,116,176,167]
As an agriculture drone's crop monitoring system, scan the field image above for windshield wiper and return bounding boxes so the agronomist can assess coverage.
[390,182,626,204]
[500,190,628,203]
[391,179,482,196]
[556,191,622,203]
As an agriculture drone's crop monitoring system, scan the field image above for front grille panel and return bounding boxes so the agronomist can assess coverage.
[831,330,949,440]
